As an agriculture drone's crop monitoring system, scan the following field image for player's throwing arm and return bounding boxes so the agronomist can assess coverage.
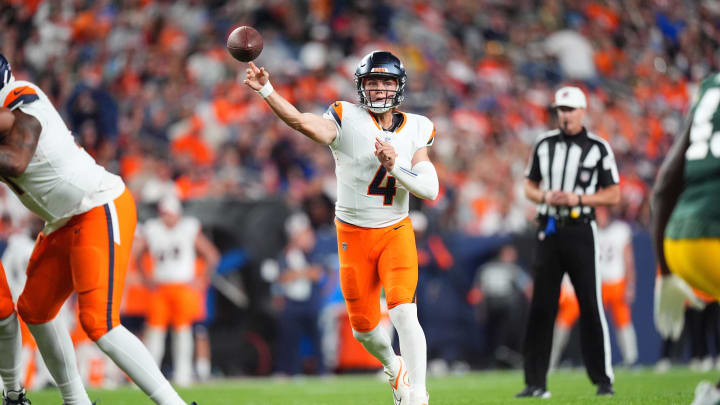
[243,62,337,145]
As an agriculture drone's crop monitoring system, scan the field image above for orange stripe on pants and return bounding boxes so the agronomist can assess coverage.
[336,216,418,333]
[17,188,137,341]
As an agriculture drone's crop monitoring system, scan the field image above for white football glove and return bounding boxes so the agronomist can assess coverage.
[654,274,706,340]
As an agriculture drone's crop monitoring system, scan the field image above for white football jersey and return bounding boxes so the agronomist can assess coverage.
[597,220,632,283]
[142,217,200,284]
[0,80,125,234]
[323,101,435,228]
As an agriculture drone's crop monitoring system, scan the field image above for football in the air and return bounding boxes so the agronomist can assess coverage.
[226,26,263,62]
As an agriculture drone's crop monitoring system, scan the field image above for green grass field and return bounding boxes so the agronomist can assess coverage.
[27,368,716,404]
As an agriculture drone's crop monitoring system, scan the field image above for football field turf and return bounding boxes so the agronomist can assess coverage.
[29,368,715,404]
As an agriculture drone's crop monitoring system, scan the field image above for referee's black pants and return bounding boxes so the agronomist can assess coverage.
[522,220,613,389]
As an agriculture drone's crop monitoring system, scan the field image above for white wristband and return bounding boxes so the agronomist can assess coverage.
[257,81,274,98]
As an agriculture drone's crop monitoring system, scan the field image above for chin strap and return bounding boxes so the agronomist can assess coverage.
[368,106,392,114]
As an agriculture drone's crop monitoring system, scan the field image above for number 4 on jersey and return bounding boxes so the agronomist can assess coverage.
[368,165,397,205]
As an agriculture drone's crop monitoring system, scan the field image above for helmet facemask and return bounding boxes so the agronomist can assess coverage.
[356,75,406,114]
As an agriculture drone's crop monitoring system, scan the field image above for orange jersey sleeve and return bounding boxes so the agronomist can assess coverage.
[426,126,436,146]
[326,101,343,127]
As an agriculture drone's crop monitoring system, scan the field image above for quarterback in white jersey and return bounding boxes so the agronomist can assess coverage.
[0,55,192,405]
[244,51,437,405]
[133,195,219,386]
[323,100,435,228]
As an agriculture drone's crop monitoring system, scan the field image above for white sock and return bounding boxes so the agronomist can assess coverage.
[19,346,32,389]
[389,304,427,398]
[104,353,126,387]
[352,324,396,369]
[145,327,167,366]
[32,349,53,390]
[549,324,571,371]
[27,320,92,405]
[617,325,638,365]
[171,328,193,386]
[96,326,185,405]
[194,329,211,381]
[0,313,22,392]
[196,357,210,381]
[74,343,92,386]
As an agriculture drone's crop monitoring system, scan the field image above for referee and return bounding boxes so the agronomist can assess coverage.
[516,86,620,398]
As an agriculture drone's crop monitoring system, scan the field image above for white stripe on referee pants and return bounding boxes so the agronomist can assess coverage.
[591,220,614,382]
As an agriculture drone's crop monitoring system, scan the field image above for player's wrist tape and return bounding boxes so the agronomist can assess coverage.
[390,160,439,200]
[257,81,274,98]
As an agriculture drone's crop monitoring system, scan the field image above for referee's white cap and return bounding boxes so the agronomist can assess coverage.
[552,86,587,109]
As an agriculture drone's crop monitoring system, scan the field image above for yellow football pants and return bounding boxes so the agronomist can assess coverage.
[665,238,720,299]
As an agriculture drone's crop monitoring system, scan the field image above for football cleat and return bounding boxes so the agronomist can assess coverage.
[691,381,720,405]
[2,388,30,405]
[515,385,551,399]
[384,356,410,405]
[596,383,614,396]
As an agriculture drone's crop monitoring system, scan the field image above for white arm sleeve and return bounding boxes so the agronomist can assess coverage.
[389,159,439,200]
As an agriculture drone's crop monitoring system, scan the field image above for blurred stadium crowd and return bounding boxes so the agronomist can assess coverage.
[1,0,720,384]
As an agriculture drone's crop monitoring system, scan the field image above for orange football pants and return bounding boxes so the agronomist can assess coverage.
[556,285,580,328]
[336,216,418,333]
[556,279,632,328]
[17,188,137,341]
[601,280,632,328]
[147,284,201,329]
[0,262,15,319]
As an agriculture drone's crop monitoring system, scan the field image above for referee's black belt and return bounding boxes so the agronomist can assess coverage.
[538,213,594,227]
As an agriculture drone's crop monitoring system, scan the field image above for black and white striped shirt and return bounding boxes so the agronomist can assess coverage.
[525,128,619,218]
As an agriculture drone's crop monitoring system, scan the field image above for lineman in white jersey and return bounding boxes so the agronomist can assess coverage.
[244,51,438,405]
[596,207,637,366]
[1,217,54,392]
[0,54,192,405]
[133,195,219,386]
